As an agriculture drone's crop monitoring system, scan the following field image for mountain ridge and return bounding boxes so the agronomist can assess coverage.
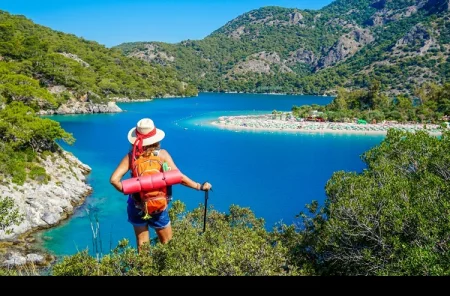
[115,0,450,96]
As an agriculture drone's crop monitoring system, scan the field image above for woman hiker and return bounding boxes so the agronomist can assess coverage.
[110,118,212,252]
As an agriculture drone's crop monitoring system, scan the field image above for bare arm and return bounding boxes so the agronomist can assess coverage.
[110,154,130,193]
[160,149,212,191]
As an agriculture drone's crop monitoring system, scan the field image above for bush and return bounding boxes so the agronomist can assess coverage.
[280,130,450,275]
[51,201,300,276]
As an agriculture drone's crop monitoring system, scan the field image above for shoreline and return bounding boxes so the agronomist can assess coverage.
[210,114,444,136]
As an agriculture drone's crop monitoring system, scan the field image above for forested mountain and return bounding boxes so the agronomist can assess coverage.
[116,0,450,95]
[0,10,197,113]
[0,9,197,196]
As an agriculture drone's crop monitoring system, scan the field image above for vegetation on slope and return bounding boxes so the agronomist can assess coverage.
[292,81,450,124]
[0,10,198,112]
[41,129,449,276]
[116,0,450,95]
[0,10,197,187]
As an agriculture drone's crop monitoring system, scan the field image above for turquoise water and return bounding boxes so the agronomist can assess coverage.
[38,93,384,257]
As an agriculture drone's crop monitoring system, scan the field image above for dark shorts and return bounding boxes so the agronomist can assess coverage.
[127,197,171,229]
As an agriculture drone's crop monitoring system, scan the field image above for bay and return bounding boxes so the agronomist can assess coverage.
[38,92,384,257]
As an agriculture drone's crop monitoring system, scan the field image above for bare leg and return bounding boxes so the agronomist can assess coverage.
[155,225,173,244]
[133,224,150,253]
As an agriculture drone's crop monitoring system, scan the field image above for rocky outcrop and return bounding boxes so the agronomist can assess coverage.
[228,10,308,39]
[58,52,90,67]
[252,51,282,64]
[229,25,248,40]
[232,59,271,74]
[317,28,375,69]
[0,151,92,241]
[286,48,317,67]
[230,51,294,75]
[37,100,122,115]
[394,24,431,48]
[390,24,438,56]
[289,11,304,24]
[129,43,175,65]
[0,150,92,267]
[365,0,432,27]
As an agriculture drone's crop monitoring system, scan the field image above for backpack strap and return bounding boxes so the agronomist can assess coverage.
[128,151,135,177]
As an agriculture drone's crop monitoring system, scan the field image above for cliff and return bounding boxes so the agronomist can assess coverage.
[0,150,92,268]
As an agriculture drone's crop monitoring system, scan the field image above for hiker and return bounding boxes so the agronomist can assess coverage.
[110,118,212,251]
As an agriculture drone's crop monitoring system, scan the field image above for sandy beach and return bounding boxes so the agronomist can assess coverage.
[211,114,444,136]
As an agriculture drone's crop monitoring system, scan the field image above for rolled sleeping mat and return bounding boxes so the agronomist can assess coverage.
[163,170,183,185]
[139,173,155,191]
[121,177,142,195]
[149,172,166,190]
[121,170,183,194]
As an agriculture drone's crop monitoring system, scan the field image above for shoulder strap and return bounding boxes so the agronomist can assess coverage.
[128,151,135,177]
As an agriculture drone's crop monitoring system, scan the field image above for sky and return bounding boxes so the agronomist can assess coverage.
[0,0,335,48]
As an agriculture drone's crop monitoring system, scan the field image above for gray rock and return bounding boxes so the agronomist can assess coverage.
[3,253,26,266]
[38,100,123,115]
[41,212,61,226]
[0,151,92,240]
[318,27,374,69]
[26,253,45,263]
[2,252,47,267]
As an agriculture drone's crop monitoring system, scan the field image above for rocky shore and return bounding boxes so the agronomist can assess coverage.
[37,101,122,115]
[0,151,92,270]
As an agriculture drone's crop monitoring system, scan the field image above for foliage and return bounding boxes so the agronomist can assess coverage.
[0,10,198,109]
[276,130,450,275]
[0,196,24,235]
[115,1,450,95]
[2,1,450,277]
[51,201,301,276]
[22,130,450,276]
[0,102,73,184]
[0,72,57,111]
[295,82,450,124]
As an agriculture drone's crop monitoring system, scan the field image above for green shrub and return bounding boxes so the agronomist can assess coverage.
[51,202,300,276]
[277,130,450,276]
[27,163,50,184]
[0,196,24,235]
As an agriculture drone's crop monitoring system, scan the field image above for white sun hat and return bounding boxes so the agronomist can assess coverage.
[127,118,165,146]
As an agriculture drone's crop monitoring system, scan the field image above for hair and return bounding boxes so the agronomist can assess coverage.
[137,141,161,157]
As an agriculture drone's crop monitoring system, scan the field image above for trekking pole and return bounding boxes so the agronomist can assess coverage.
[202,183,212,234]
[202,189,208,233]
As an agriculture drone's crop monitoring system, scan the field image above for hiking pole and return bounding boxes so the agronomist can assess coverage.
[202,189,208,233]
[202,183,212,234]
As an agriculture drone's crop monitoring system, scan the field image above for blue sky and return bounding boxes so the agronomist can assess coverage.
[0,0,334,48]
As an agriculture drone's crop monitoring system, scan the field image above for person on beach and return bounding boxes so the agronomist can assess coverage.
[110,118,212,251]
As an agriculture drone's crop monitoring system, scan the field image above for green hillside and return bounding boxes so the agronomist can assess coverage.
[0,10,197,186]
[0,10,197,113]
[115,0,450,95]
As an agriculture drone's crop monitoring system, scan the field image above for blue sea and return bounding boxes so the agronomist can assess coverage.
[37,93,384,257]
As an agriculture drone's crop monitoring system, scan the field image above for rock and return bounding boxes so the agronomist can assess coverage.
[37,100,123,115]
[2,251,50,268]
[26,253,45,263]
[317,27,374,69]
[3,252,26,266]
[0,150,92,241]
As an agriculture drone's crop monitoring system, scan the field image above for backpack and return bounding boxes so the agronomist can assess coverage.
[129,149,171,219]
